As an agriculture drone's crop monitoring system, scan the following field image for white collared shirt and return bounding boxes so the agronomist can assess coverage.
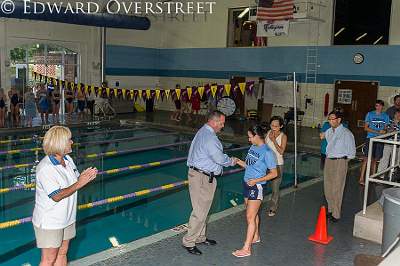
[32,155,80,229]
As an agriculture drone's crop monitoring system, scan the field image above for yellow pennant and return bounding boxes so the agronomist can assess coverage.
[122,89,126,99]
[239,83,246,94]
[146,89,151,99]
[138,89,142,99]
[156,89,160,100]
[175,89,181,100]
[113,88,118,97]
[165,89,171,100]
[91,85,95,94]
[71,82,75,92]
[211,85,217,98]
[130,90,134,100]
[198,86,205,98]
[224,84,231,96]
[84,85,89,94]
[98,87,102,96]
[106,87,110,97]
[187,87,192,100]
[77,83,81,91]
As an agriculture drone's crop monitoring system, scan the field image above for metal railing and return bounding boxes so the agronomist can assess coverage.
[363,131,400,214]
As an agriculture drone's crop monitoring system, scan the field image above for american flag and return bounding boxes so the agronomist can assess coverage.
[257,0,294,21]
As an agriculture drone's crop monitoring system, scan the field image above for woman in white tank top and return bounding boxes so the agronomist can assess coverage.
[265,116,287,217]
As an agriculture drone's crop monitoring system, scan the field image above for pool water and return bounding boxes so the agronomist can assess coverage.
[0,125,322,266]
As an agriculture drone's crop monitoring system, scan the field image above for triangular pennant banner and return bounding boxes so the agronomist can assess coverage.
[130,90,134,100]
[138,90,142,99]
[198,86,205,98]
[211,85,217,98]
[122,89,127,99]
[187,87,192,100]
[156,89,160,100]
[146,89,151,99]
[239,83,246,94]
[165,89,171,100]
[113,88,118,97]
[224,84,231,96]
[175,89,181,100]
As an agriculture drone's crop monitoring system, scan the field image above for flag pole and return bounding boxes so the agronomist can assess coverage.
[293,72,298,188]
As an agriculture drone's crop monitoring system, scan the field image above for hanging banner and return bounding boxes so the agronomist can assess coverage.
[239,83,246,95]
[156,89,161,100]
[146,89,151,100]
[224,84,231,96]
[211,85,217,98]
[257,20,290,37]
[175,89,181,100]
[122,89,127,99]
[198,86,205,98]
[91,85,95,94]
[138,89,142,100]
[187,87,192,100]
[130,90,134,100]
[84,85,89,94]
[98,87,102,96]
[164,89,170,100]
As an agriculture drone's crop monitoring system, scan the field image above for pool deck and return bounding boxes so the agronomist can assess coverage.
[71,163,382,266]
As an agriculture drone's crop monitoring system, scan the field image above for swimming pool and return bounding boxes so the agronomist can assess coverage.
[0,123,323,265]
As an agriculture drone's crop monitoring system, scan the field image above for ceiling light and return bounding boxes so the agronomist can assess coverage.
[238,8,250,18]
[334,27,345,37]
[373,36,383,45]
[356,33,367,41]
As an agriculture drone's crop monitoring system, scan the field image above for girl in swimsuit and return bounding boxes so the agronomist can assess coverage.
[65,86,74,121]
[52,89,61,123]
[10,87,20,126]
[37,84,49,124]
[76,87,86,121]
[0,88,6,127]
[24,87,37,127]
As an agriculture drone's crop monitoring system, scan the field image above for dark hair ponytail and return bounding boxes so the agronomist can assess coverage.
[248,125,266,138]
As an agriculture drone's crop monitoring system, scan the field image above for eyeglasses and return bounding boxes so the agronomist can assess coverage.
[328,117,338,121]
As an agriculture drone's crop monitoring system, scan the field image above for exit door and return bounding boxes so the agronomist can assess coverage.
[334,80,378,143]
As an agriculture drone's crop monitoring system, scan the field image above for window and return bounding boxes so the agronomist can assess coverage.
[333,0,392,45]
[227,7,267,47]
[9,44,80,90]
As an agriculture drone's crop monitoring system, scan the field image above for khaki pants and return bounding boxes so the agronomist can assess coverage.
[269,165,283,212]
[324,158,349,219]
[182,169,217,247]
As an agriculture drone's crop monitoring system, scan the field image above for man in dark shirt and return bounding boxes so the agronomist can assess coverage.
[386,95,400,119]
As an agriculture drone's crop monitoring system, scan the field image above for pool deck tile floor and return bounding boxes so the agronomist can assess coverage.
[76,164,382,266]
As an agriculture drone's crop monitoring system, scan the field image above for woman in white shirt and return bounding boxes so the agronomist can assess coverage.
[32,126,97,266]
[265,116,287,217]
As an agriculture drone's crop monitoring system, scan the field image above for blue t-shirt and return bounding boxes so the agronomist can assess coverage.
[244,144,277,185]
[365,111,390,138]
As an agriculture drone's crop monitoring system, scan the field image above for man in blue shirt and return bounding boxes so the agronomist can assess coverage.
[320,110,356,222]
[359,100,390,185]
[183,111,237,255]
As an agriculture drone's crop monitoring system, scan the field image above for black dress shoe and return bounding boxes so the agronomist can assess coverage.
[198,238,217,246]
[184,246,202,255]
[326,212,333,219]
[329,216,339,223]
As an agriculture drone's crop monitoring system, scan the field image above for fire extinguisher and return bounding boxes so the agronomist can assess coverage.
[324,93,329,116]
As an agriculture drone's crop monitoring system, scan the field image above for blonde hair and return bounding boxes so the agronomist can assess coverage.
[43,126,72,156]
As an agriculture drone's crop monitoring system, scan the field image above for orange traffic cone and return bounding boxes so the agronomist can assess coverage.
[308,206,333,245]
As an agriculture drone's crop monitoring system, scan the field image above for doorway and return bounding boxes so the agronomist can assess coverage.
[334,80,378,142]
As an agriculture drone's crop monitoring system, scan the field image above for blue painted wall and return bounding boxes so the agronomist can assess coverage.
[106,45,400,86]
